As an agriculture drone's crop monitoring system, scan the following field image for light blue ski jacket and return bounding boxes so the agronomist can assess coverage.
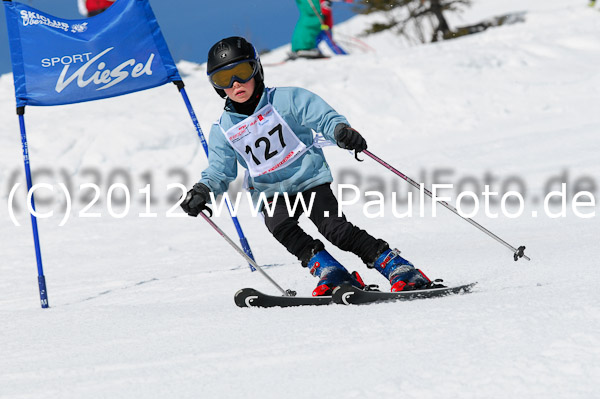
[199,86,349,204]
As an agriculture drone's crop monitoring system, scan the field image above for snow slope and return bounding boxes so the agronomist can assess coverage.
[1,1,599,398]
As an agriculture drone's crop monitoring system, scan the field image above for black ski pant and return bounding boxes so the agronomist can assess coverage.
[262,183,386,267]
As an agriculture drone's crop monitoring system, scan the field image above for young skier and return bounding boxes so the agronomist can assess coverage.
[291,0,325,58]
[181,36,440,296]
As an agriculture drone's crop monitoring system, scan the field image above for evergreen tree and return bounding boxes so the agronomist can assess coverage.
[356,0,472,42]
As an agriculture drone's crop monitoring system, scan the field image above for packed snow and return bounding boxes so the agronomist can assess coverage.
[1,1,598,398]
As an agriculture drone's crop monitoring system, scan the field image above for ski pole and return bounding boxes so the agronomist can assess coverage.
[198,211,296,296]
[306,0,347,54]
[174,81,256,271]
[362,150,530,262]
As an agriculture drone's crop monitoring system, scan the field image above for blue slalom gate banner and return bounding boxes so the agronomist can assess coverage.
[4,0,180,107]
[3,0,256,309]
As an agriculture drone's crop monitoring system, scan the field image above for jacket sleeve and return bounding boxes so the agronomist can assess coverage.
[199,124,238,197]
[286,87,349,144]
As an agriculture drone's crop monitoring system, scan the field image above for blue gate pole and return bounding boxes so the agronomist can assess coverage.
[17,107,49,308]
[174,82,256,270]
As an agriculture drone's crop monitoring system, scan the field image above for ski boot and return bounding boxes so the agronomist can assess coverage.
[308,250,365,296]
[371,248,442,292]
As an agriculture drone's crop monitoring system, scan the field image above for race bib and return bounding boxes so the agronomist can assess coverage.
[222,103,308,177]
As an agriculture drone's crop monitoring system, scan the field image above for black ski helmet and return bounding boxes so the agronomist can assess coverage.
[207,36,264,98]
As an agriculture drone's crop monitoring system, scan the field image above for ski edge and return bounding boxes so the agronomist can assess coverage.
[332,282,478,305]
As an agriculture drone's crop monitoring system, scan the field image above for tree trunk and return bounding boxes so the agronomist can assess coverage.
[430,0,450,42]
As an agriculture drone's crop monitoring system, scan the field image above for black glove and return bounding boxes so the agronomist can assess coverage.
[334,123,367,152]
[181,182,211,217]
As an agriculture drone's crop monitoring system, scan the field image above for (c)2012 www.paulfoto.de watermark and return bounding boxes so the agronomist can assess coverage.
[5,181,596,226]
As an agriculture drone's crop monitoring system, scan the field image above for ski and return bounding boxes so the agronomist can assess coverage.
[234,288,331,308]
[332,282,477,305]
[285,53,331,61]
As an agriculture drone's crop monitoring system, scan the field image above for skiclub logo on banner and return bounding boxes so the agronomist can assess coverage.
[4,0,180,107]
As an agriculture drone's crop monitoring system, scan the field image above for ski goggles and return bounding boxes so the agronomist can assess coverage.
[208,60,259,89]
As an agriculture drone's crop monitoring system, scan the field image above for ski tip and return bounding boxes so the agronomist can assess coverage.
[234,288,260,308]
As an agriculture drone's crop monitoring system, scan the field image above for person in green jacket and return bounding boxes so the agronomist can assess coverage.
[291,0,325,58]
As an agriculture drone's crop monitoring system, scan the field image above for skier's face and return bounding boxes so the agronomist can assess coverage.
[224,78,255,103]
